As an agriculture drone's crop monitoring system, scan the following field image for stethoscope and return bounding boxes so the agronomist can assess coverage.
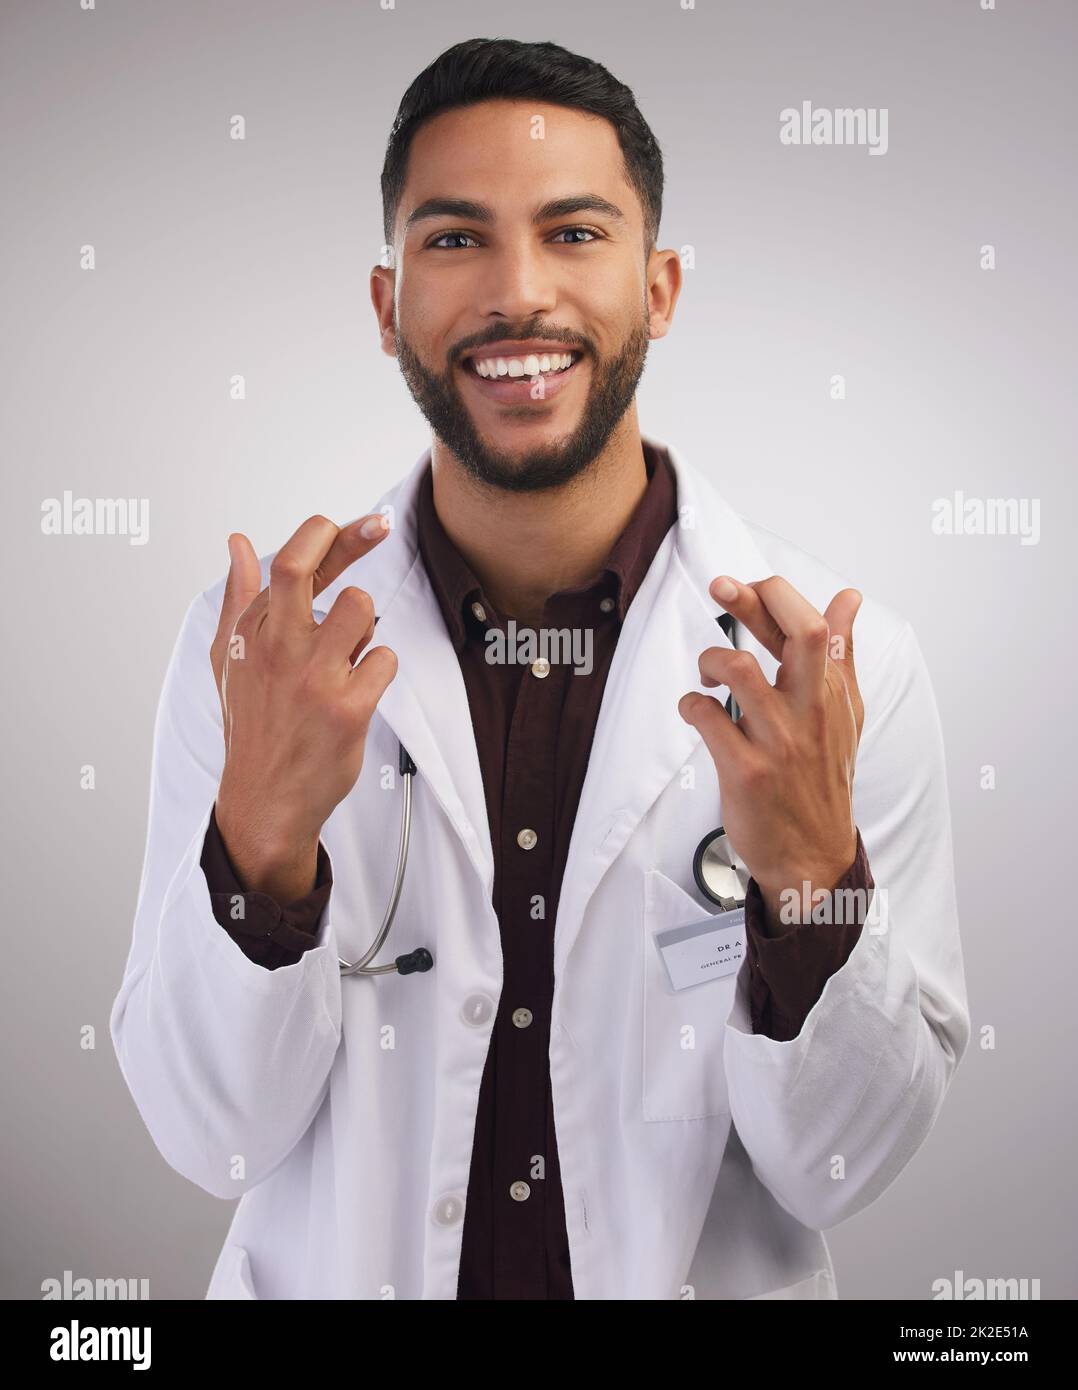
[339,611,433,978]
[690,611,751,913]
[338,613,748,977]
[338,741,432,977]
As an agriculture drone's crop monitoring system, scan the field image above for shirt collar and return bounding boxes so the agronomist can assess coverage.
[416,439,679,653]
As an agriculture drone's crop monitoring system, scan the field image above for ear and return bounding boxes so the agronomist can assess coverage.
[370,264,398,358]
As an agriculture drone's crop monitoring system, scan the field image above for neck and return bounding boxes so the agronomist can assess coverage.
[430,410,648,628]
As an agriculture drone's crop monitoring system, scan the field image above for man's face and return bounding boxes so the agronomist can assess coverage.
[383,99,655,493]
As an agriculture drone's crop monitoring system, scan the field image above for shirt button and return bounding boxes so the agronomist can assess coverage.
[511,1007,533,1029]
[509,1181,531,1202]
[516,828,538,850]
[460,993,494,1026]
[599,596,615,613]
[470,601,487,623]
[531,657,551,678]
[432,1194,464,1226]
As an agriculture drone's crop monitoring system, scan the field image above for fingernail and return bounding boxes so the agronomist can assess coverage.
[360,515,388,539]
[713,577,737,602]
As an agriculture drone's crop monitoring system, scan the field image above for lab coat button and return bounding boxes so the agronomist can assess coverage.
[531,657,551,678]
[511,1007,533,1029]
[509,1181,531,1202]
[432,1195,464,1226]
[461,993,494,1026]
[517,828,538,850]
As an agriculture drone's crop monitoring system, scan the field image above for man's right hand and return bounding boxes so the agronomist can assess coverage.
[209,513,398,902]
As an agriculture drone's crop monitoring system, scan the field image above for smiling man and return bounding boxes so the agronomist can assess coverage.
[111,38,969,1301]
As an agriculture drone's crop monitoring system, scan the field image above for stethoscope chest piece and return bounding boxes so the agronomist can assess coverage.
[692,827,750,912]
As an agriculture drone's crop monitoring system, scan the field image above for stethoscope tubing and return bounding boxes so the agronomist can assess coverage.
[338,764,413,976]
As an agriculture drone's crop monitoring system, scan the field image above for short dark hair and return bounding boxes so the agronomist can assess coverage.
[380,38,664,256]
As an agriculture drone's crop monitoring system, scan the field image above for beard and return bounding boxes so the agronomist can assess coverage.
[393,307,651,494]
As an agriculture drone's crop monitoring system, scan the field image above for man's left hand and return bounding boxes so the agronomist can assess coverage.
[677,575,865,934]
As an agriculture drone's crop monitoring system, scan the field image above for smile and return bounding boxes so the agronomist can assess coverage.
[459,350,584,403]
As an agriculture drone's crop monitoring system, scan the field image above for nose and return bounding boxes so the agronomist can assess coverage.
[474,237,558,324]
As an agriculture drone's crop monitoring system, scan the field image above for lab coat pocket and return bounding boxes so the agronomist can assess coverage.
[205,1243,258,1300]
[642,869,738,1122]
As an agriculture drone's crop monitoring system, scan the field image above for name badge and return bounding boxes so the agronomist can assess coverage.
[653,908,746,992]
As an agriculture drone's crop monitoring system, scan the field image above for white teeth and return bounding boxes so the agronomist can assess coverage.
[472,351,576,378]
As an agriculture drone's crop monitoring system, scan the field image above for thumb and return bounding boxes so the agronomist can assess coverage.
[823,587,862,667]
[212,533,262,698]
[222,532,262,630]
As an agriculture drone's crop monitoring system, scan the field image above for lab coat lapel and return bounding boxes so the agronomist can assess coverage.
[371,556,495,896]
[552,438,773,980]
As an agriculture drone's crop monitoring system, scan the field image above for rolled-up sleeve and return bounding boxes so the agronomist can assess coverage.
[743,829,874,1041]
[200,804,332,971]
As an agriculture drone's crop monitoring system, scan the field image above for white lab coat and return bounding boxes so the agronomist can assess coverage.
[110,436,969,1300]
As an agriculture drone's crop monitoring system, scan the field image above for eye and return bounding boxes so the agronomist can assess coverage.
[551,226,602,244]
[427,231,481,250]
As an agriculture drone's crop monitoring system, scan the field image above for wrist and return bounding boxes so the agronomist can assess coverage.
[213,799,321,901]
[756,851,858,936]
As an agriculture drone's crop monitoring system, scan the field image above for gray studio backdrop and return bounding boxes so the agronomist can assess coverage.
[2,0,1074,1300]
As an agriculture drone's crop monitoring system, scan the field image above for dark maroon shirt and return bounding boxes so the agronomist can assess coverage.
[200,440,872,1299]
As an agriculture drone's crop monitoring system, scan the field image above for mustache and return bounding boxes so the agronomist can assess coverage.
[452,335,591,364]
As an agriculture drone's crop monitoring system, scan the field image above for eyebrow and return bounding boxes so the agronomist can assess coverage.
[404,194,628,232]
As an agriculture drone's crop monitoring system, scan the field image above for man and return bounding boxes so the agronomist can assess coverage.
[111,38,969,1300]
